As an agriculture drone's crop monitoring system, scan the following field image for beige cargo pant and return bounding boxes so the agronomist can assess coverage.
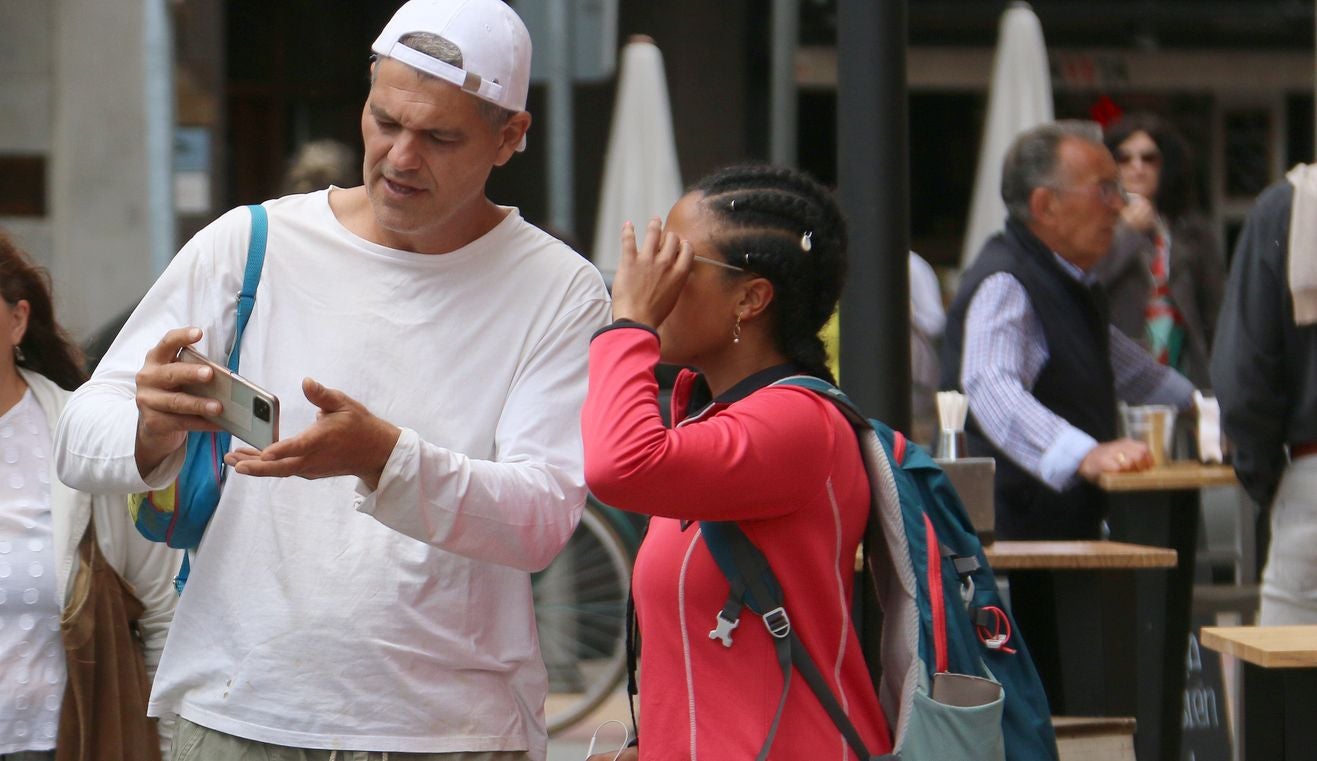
[171,718,532,761]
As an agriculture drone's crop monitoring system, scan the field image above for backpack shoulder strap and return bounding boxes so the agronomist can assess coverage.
[773,375,870,428]
[699,519,879,760]
[228,204,268,371]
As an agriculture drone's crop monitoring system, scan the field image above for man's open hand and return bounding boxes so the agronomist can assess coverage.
[225,377,401,489]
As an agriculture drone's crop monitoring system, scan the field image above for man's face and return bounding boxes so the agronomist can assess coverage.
[360,57,522,252]
[1034,138,1126,271]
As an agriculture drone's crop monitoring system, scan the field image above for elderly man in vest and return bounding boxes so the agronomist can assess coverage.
[941,120,1196,713]
[942,120,1194,542]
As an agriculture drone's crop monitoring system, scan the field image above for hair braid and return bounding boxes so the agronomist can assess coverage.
[692,164,847,385]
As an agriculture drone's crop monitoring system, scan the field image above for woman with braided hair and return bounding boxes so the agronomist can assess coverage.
[581,164,892,760]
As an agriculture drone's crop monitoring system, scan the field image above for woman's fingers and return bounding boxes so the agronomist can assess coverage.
[638,217,663,259]
[620,220,638,261]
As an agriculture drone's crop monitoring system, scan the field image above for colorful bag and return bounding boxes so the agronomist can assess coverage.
[698,376,1058,761]
[128,204,268,591]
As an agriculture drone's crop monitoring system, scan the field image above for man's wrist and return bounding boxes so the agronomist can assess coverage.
[359,421,403,491]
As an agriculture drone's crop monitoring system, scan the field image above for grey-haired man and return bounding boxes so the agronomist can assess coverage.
[55,1,610,758]
[941,120,1193,542]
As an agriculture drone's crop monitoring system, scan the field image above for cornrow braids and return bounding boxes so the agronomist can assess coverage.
[693,164,847,385]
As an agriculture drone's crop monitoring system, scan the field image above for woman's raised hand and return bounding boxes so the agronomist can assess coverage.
[609,217,693,328]
[1121,191,1158,233]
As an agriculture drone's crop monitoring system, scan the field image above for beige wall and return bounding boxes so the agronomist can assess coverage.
[1,0,172,340]
[48,0,171,339]
[0,0,55,268]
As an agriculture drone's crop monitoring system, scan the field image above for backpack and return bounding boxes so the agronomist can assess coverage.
[128,204,268,592]
[699,375,1058,761]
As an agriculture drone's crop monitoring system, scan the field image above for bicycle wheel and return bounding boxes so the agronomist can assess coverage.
[534,502,634,735]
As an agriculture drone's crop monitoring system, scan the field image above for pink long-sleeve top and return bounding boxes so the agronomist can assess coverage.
[582,325,892,761]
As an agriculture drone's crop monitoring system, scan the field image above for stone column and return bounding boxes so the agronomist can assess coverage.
[49,0,173,339]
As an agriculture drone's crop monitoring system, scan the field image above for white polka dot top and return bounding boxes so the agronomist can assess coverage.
[0,389,64,753]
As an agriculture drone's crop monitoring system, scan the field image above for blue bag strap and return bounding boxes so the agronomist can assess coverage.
[175,553,191,594]
[228,204,268,371]
[168,205,266,597]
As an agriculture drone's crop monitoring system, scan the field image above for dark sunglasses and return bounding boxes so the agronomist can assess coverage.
[1116,150,1161,166]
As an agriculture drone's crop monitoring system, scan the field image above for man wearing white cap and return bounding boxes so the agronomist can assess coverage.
[54,1,610,759]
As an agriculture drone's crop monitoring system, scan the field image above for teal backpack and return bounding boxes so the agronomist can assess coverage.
[699,376,1058,761]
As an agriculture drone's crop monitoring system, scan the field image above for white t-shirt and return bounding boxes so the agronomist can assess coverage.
[55,190,611,757]
[0,391,63,754]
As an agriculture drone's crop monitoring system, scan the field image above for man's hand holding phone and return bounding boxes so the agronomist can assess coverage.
[133,327,226,477]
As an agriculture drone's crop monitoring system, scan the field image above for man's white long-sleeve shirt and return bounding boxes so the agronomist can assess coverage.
[55,191,611,756]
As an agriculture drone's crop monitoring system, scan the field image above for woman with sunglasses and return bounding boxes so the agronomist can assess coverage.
[580,164,892,760]
[1096,113,1226,387]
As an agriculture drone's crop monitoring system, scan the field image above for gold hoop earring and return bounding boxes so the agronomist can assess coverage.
[13,344,24,364]
[732,315,742,345]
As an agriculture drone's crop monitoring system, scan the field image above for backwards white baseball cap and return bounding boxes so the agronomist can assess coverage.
[372,0,532,132]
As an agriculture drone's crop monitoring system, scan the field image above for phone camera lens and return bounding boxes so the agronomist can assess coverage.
[252,398,271,422]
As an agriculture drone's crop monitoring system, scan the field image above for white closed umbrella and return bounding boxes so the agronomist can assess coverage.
[960,1,1053,268]
[591,36,682,280]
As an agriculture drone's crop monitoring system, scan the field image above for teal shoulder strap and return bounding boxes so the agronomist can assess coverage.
[228,204,268,371]
[177,203,267,595]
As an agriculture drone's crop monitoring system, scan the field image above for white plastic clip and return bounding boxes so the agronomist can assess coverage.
[709,612,739,647]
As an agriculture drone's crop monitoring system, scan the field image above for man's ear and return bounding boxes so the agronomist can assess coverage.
[1027,185,1054,225]
[493,112,533,166]
[738,277,776,322]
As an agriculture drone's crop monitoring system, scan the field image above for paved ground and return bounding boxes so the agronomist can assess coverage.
[546,688,632,761]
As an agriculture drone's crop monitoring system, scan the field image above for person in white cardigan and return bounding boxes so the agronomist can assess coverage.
[0,232,179,760]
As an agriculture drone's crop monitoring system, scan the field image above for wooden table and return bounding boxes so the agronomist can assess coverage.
[988,540,1177,741]
[1200,626,1317,760]
[1097,463,1240,492]
[1098,462,1237,761]
[986,540,1177,570]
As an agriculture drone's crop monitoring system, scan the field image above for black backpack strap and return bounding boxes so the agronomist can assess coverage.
[788,630,883,760]
[701,520,878,761]
[625,587,641,742]
[624,515,652,749]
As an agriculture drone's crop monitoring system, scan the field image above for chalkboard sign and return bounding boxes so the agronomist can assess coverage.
[1181,614,1231,761]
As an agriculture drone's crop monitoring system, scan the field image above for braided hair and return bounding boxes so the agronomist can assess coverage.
[692,164,847,385]
[0,231,87,390]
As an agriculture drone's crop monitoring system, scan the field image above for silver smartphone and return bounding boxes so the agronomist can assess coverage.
[178,346,280,449]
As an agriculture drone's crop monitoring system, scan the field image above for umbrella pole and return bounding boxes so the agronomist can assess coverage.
[770,0,800,167]
[836,0,910,429]
[546,0,575,235]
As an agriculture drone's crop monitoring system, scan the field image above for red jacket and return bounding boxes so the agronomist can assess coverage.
[582,326,892,760]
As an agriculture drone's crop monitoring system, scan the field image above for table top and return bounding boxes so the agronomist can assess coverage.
[1097,462,1238,492]
[984,540,1177,570]
[1200,625,1317,668]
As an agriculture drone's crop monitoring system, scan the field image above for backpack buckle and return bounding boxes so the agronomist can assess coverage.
[709,612,740,647]
[763,607,791,639]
